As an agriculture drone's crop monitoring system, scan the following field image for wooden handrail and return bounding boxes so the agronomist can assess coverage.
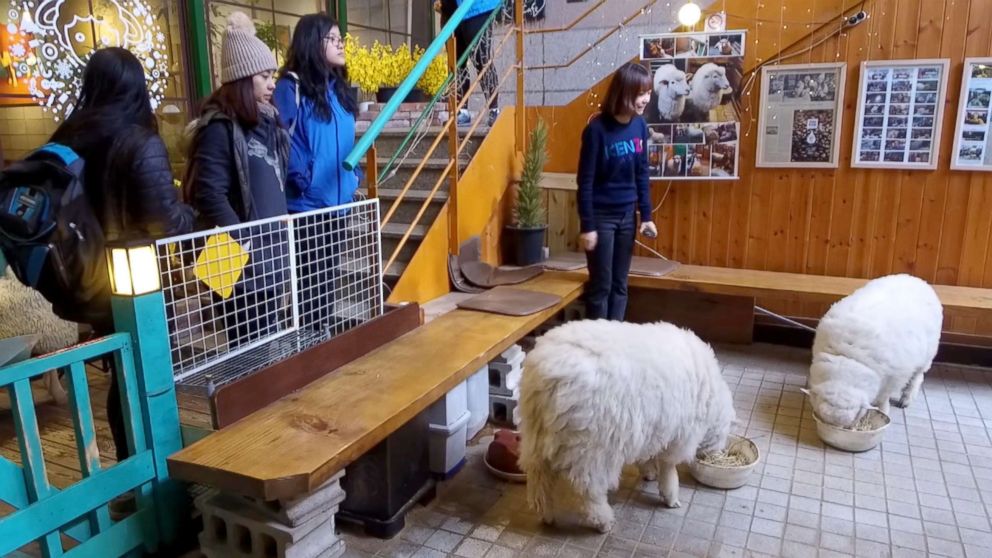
[526,0,657,71]
[380,25,514,227]
[385,65,515,273]
[528,0,606,34]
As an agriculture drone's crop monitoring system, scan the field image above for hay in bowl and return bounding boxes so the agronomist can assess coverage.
[812,408,890,452]
[688,435,759,490]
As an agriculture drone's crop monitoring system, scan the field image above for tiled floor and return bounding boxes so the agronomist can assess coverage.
[339,343,992,558]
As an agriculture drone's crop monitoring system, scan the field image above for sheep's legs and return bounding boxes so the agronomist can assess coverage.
[895,370,926,409]
[44,370,67,405]
[578,487,615,533]
[638,459,657,481]
[657,460,681,508]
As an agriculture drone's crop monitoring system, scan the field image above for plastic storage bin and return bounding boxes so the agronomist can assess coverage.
[466,366,489,440]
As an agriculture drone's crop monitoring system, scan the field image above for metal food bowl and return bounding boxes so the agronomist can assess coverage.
[812,409,891,452]
[688,435,760,490]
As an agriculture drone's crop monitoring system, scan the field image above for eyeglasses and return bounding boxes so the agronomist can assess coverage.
[324,35,344,47]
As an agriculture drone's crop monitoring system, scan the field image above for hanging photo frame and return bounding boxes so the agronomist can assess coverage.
[639,30,746,181]
[851,59,950,170]
[756,62,847,168]
[951,57,992,171]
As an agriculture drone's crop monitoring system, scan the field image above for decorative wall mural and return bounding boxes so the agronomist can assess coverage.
[2,0,169,120]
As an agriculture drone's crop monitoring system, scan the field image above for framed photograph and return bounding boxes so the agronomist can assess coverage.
[851,59,950,169]
[639,30,746,181]
[951,57,992,170]
[756,62,847,168]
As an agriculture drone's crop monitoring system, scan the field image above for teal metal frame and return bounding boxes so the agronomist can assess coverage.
[343,0,479,171]
[0,289,185,557]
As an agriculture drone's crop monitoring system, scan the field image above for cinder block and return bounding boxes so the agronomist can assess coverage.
[227,472,346,527]
[489,365,522,397]
[489,392,519,426]
[492,344,523,365]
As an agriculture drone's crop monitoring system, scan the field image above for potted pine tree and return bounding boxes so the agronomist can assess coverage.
[507,119,549,266]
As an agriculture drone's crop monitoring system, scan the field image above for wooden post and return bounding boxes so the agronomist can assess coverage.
[366,145,379,200]
[515,0,526,155]
[447,35,460,256]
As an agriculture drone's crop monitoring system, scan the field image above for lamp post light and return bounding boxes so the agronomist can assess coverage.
[105,239,185,547]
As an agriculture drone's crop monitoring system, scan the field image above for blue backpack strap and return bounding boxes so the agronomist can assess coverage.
[37,143,80,166]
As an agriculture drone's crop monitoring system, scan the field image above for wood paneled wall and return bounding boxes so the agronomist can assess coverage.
[528,0,992,335]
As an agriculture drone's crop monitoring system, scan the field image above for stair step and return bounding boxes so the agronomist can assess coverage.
[362,128,488,162]
[382,222,428,239]
[363,188,449,202]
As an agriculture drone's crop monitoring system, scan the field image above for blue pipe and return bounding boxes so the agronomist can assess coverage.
[343,0,479,171]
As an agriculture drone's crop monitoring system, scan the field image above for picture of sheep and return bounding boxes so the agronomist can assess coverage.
[972,64,992,79]
[707,33,743,56]
[965,110,988,125]
[867,81,889,93]
[518,320,736,532]
[641,37,675,60]
[690,145,712,176]
[664,144,688,176]
[887,117,908,128]
[959,145,983,161]
[652,63,691,123]
[908,151,931,163]
[968,88,991,108]
[804,275,941,428]
[681,62,732,123]
[884,151,905,162]
[860,150,881,162]
[791,109,834,163]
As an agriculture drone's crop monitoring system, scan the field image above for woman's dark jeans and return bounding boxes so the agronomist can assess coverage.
[584,208,636,321]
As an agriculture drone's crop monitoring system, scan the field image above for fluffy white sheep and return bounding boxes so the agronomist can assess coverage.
[0,266,78,404]
[653,64,691,122]
[682,63,731,122]
[518,320,736,532]
[804,274,942,427]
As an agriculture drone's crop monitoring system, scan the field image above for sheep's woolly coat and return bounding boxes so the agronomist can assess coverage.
[808,274,942,426]
[653,64,691,122]
[518,320,735,530]
[681,62,731,123]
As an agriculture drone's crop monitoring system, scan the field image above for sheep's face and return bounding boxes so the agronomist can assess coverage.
[699,383,736,454]
[805,383,870,428]
[654,67,690,99]
[696,64,731,93]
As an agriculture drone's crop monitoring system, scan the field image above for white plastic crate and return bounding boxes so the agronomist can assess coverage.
[427,380,468,426]
[428,410,470,476]
[466,366,489,440]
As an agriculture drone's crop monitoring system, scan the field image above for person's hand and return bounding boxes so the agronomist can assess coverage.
[433,0,441,12]
[640,221,658,238]
[580,231,598,251]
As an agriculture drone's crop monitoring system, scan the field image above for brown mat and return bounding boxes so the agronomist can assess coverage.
[457,286,562,316]
[542,251,587,271]
[449,254,485,294]
[456,236,543,289]
[630,256,681,277]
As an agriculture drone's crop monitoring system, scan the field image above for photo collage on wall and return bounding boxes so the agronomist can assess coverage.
[640,30,746,180]
[852,61,949,169]
[951,58,992,171]
[756,63,846,168]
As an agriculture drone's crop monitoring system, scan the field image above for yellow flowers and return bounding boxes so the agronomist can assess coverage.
[345,35,449,97]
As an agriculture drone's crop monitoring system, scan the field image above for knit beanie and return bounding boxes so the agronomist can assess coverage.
[220,12,277,84]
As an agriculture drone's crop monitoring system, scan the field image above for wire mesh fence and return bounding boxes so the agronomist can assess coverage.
[155,200,383,385]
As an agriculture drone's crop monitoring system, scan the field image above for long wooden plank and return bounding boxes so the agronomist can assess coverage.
[560,265,992,318]
[167,274,584,500]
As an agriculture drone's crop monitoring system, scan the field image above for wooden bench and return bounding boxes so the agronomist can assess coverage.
[559,264,992,342]
[166,274,584,554]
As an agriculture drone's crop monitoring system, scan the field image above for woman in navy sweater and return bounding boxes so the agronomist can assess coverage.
[577,62,657,321]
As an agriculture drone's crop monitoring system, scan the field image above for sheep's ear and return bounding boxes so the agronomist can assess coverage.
[685,72,695,81]
[799,387,812,396]
[866,404,880,411]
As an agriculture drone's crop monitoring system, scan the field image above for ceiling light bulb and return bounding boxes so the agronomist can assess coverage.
[678,1,702,27]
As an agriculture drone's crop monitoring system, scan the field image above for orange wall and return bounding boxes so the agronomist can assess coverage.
[389,108,519,304]
[529,0,992,335]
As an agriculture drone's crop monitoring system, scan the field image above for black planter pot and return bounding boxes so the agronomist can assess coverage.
[507,225,547,266]
[376,87,427,104]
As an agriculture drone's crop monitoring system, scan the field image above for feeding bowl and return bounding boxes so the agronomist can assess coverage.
[688,435,760,490]
[812,409,891,452]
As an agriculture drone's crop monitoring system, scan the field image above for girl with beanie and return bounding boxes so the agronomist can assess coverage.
[273,14,359,331]
[185,12,290,346]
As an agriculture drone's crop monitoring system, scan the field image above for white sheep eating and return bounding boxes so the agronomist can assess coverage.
[518,320,736,533]
[803,274,942,427]
[682,62,732,122]
[653,64,691,122]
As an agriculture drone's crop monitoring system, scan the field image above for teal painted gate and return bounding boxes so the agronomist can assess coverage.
[0,331,181,557]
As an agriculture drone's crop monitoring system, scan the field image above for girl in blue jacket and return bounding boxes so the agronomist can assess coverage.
[274,14,360,331]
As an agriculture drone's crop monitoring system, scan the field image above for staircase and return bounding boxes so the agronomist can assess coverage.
[356,113,489,290]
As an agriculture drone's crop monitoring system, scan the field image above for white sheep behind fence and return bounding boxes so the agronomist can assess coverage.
[804,274,942,427]
[518,320,736,532]
[0,266,76,404]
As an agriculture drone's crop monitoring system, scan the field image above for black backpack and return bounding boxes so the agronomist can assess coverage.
[0,143,110,325]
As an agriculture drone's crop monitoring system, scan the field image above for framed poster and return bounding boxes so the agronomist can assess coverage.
[756,62,846,168]
[640,30,746,180]
[951,58,992,171]
[851,59,950,169]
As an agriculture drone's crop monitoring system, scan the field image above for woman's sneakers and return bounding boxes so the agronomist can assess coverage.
[488,108,501,127]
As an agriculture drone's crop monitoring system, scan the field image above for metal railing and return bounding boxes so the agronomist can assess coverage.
[154,200,383,385]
